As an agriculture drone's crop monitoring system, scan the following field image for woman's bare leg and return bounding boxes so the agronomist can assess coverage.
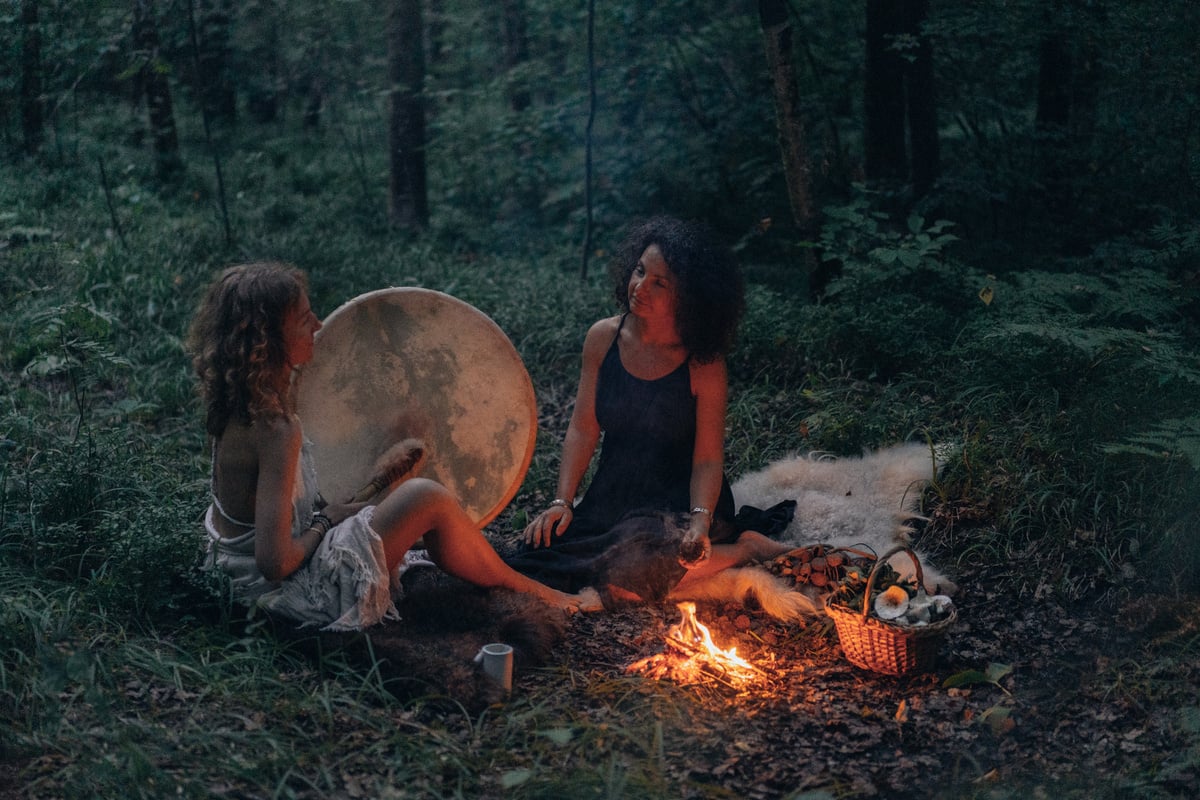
[674,531,792,586]
[370,478,594,611]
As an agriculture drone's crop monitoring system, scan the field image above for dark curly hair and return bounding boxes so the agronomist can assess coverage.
[609,216,744,363]
[187,262,307,437]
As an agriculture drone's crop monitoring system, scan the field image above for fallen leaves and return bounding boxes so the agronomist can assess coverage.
[537,565,1198,798]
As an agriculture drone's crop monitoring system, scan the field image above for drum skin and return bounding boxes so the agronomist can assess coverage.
[296,288,536,527]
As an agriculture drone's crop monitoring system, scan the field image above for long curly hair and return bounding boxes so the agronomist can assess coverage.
[187,262,308,437]
[609,216,744,364]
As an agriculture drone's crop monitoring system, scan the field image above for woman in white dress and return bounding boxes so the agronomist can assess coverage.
[188,262,595,629]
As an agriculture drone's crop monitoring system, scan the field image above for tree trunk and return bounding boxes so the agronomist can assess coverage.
[1037,1,1104,138]
[245,25,281,123]
[758,0,819,297]
[580,0,596,280]
[387,0,428,229]
[20,0,43,156]
[424,0,446,66]
[864,0,907,183]
[1034,1,1102,231]
[195,0,236,122]
[1070,15,1101,145]
[1035,32,1072,133]
[501,0,531,112]
[865,0,939,197]
[758,0,814,233]
[1034,29,1072,217]
[903,0,938,197]
[242,0,280,123]
[133,0,183,180]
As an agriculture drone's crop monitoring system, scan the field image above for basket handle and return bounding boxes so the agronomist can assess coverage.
[860,545,925,620]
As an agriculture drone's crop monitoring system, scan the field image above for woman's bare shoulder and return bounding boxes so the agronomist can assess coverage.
[245,414,302,459]
[583,316,621,348]
[586,315,621,337]
[216,415,297,460]
[576,316,620,373]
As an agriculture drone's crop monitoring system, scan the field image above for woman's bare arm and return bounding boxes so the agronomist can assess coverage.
[683,356,729,556]
[252,416,323,582]
[523,317,615,547]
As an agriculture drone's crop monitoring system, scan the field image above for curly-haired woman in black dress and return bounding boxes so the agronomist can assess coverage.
[508,217,791,603]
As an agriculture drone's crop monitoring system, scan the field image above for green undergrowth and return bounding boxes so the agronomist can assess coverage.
[4,125,1196,606]
[3,121,1198,796]
[0,562,744,799]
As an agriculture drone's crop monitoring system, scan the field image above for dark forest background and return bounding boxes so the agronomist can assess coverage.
[2,1,1199,796]
[8,1,1200,257]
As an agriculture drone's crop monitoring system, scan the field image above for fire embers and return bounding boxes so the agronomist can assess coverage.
[626,602,767,690]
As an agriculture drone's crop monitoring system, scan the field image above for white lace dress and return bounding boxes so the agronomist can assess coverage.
[204,441,401,631]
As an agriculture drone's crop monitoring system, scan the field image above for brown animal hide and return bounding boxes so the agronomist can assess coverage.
[269,567,568,711]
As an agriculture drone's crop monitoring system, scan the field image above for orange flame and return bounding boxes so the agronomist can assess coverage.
[669,602,756,671]
[627,602,762,686]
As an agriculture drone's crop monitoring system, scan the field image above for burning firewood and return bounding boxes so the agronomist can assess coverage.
[626,602,770,692]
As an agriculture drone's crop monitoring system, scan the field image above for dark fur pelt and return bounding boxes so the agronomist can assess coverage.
[268,567,568,711]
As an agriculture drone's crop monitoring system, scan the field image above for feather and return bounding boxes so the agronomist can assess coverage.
[350,438,427,502]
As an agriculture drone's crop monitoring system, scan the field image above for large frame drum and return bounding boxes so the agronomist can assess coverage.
[296,288,536,527]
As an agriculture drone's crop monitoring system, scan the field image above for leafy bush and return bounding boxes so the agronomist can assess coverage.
[1,423,214,619]
[786,193,1200,596]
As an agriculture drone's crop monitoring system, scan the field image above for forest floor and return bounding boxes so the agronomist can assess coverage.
[522,566,1200,799]
[2,561,1196,799]
[320,558,1200,800]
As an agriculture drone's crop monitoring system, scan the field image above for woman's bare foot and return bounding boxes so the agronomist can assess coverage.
[529,584,603,613]
[575,587,604,613]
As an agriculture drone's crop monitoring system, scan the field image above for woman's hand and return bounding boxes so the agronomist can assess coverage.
[523,504,572,549]
[678,532,712,568]
[678,513,713,568]
[322,500,370,528]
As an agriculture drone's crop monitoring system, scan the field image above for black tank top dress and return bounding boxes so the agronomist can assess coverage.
[567,315,736,538]
[504,316,739,598]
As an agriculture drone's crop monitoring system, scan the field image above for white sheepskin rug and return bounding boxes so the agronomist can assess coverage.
[671,442,956,621]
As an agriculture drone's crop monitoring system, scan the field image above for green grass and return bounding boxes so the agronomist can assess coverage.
[2,113,1197,797]
[0,555,749,799]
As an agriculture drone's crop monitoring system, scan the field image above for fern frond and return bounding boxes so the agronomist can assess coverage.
[1103,416,1200,471]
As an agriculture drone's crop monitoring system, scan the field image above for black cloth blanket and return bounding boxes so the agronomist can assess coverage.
[504,500,796,606]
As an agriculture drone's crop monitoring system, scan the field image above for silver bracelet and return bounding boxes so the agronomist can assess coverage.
[549,498,572,509]
[689,506,712,517]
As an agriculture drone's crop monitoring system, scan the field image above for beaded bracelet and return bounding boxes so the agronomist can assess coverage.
[310,512,333,537]
[689,506,712,517]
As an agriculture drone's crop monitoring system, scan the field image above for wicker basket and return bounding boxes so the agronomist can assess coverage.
[825,545,956,676]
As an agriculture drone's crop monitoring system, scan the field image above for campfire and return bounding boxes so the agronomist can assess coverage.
[626,602,770,690]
